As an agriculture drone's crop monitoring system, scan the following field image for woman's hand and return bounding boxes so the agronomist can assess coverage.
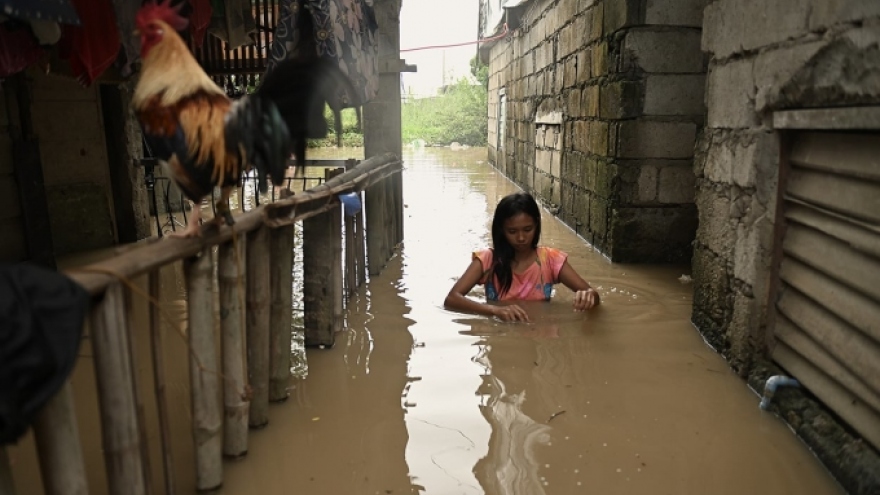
[573,288,600,311]
[492,304,530,322]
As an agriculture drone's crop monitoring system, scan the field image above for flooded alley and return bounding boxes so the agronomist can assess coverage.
[7,147,844,495]
[220,147,843,494]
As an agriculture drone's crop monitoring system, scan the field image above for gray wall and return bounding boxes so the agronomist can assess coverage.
[485,0,707,263]
[694,0,880,372]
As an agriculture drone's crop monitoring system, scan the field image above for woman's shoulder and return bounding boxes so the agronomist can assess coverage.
[538,246,567,259]
[472,248,494,267]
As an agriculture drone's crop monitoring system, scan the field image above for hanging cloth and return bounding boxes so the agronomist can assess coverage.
[188,0,212,49]
[110,0,140,77]
[58,0,120,85]
[0,264,89,445]
[0,21,45,77]
[207,0,255,50]
[267,0,378,107]
[0,0,80,25]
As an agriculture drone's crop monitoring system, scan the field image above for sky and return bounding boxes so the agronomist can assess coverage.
[399,0,481,97]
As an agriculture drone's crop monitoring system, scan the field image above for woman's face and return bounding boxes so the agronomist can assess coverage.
[503,212,537,253]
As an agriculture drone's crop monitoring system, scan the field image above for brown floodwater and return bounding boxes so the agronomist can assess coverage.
[7,146,843,495]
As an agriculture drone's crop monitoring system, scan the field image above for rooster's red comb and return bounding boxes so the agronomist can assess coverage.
[136,0,189,32]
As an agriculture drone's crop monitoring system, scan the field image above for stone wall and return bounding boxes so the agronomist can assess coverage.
[485,0,706,263]
[694,0,880,372]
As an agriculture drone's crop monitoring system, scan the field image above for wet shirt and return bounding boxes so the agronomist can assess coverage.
[473,247,567,301]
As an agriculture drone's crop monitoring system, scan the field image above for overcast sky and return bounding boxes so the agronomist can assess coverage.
[399,0,481,96]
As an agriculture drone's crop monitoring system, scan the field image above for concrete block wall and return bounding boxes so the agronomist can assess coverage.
[694,0,880,373]
[486,0,706,262]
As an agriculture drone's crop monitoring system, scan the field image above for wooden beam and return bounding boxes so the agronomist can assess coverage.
[218,235,249,456]
[246,227,271,428]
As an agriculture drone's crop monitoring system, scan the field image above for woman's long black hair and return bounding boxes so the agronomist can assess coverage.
[491,192,542,297]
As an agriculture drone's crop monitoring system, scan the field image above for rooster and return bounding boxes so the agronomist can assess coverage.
[133,0,356,237]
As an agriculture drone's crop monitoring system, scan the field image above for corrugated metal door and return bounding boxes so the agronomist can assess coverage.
[770,130,880,450]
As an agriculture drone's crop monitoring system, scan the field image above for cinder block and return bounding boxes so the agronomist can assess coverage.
[589,120,610,156]
[753,41,826,111]
[604,0,642,35]
[590,3,604,42]
[706,58,757,129]
[551,150,562,176]
[702,0,811,59]
[584,84,600,116]
[695,184,734,258]
[658,163,696,203]
[600,81,643,119]
[638,164,658,202]
[577,49,592,83]
[644,74,706,116]
[733,212,774,288]
[618,120,697,158]
[623,29,704,73]
[645,0,705,27]
[559,0,580,25]
[809,0,880,30]
[592,41,609,76]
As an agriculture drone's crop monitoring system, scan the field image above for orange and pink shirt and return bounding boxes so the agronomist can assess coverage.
[473,247,568,301]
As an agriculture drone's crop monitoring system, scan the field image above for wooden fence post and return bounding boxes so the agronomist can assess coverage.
[246,227,271,427]
[185,249,223,491]
[218,235,249,457]
[344,209,356,296]
[148,270,176,494]
[303,171,343,347]
[32,383,88,495]
[269,225,294,402]
[365,180,388,276]
[90,282,146,495]
[355,196,366,288]
[0,447,14,495]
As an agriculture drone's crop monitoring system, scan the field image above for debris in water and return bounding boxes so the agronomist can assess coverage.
[548,410,566,422]
[312,417,320,421]
[678,274,693,284]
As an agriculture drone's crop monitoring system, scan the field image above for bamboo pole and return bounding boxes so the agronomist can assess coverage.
[0,447,14,495]
[246,227,271,427]
[269,225,294,402]
[90,282,147,495]
[303,187,342,347]
[66,153,402,296]
[344,209,356,296]
[123,287,152,495]
[148,270,176,494]
[218,236,249,456]
[32,382,88,495]
[384,175,396,261]
[355,199,366,288]
[185,250,223,491]
[365,179,388,276]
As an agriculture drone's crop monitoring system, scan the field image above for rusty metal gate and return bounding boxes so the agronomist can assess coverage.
[770,108,880,451]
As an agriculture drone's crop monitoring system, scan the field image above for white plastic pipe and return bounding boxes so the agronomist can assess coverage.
[759,375,801,410]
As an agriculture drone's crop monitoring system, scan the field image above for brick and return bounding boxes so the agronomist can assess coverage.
[623,29,704,73]
[753,41,826,111]
[610,206,698,263]
[604,0,642,35]
[573,14,588,50]
[590,3,604,42]
[592,41,608,76]
[590,196,608,235]
[618,120,697,158]
[706,58,757,129]
[702,0,811,59]
[573,120,589,152]
[809,0,880,30]
[584,85,600,116]
[658,163,696,203]
[695,185,734,258]
[551,150,562,175]
[536,148,552,174]
[559,0,580,25]
[638,164,658,202]
[600,81,643,119]
[565,88,581,117]
[576,48,592,83]
[643,74,705,116]
[588,120,610,156]
[645,0,705,27]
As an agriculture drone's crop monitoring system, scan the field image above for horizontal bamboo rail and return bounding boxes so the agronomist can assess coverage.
[65,152,402,293]
[36,153,402,495]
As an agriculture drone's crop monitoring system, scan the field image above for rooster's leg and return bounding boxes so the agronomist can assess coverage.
[166,200,202,238]
[215,187,235,226]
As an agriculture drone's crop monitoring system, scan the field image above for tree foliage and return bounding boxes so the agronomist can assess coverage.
[401,76,488,147]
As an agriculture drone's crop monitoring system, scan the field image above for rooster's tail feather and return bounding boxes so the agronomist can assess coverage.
[225,96,291,193]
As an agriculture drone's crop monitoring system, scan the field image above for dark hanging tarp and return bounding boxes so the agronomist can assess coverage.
[0,264,89,445]
[267,0,378,107]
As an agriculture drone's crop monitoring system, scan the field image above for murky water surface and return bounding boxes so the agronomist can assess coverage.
[8,146,842,495]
